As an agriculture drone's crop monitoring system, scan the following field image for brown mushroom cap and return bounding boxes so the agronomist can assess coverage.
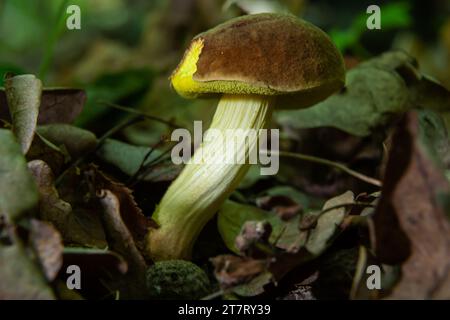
[171,13,345,108]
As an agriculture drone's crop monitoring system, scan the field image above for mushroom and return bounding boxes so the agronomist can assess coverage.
[147,13,345,261]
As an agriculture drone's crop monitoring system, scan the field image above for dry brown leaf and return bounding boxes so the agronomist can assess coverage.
[0,88,86,125]
[85,166,156,254]
[29,219,64,281]
[374,111,450,299]
[98,189,148,299]
[28,160,107,248]
[210,255,270,289]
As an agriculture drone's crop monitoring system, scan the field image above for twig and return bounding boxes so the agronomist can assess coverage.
[127,146,174,187]
[98,100,181,128]
[269,150,382,187]
[126,137,167,186]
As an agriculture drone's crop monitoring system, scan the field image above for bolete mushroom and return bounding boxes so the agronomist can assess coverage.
[147,13,345,261]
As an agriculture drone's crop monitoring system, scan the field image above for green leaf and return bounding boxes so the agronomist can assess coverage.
[218,201,271,254]
[417,109,450,166]
[37,124,97,159]
[305,191,353,256]
[4,74,42,154]
[276,67,409,137]
[96,138,162,177]
[218,191,353,256]
[0,129,38,221]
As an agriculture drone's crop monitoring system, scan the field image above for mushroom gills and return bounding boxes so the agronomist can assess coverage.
[148,94,274,260]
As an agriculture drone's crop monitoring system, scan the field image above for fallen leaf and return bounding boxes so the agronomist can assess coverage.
[0,220,55,299]
[276,51,450,138]
[360,51,450,112]
[97,189,148,299]
[374,111,450,299]
[61,247,128,299]
[96,138,180,182]
[36,89,86,124]
[29,219,64,281]
[235,220,272,256]
[27,133,69,175]
[218,191,353,256]
[85,166,156,253]
[0,88,86,125]
[28,160,107,248]
[417,109,450,166]
[4,74,42,153]
[37,124,97,159]
[210,254,271,289]
[276,66,409,137]
[0,129,38,221]
[256,195,302,220]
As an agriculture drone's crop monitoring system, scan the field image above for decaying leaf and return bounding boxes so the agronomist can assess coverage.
[36,89,86,124]
[0,88,86,125]
[0,129,38,221]
[210,255,271,289]
[98,189,148,299]
[218,191,353,256]
[86,166,156,252]
[235,220,272,256]
[28,160,107,248]
[374,111,450,299]
[256,195,302,220]
[4,74,42,154]
[29,219,64,282]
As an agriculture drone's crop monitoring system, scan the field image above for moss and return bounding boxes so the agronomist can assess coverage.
[146,260,211,300]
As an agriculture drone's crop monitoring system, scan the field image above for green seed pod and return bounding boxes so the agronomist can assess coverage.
[146,260,211,300]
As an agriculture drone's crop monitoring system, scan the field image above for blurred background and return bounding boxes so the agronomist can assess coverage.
[0,0,449,148]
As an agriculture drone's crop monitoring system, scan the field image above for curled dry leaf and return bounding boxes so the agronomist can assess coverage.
[256,195,302,220]
[29,219,64,282]
[210,254,271,289]
[85,166,157,253]
[4,74,42,154]
[98,189,148,299]
[374,111,450,299]
[235,220,272,256]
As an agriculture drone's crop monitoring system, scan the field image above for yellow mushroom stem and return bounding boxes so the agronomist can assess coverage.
[147,94,274,260]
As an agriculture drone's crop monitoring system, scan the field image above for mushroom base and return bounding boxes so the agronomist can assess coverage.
[147,94,273,261]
